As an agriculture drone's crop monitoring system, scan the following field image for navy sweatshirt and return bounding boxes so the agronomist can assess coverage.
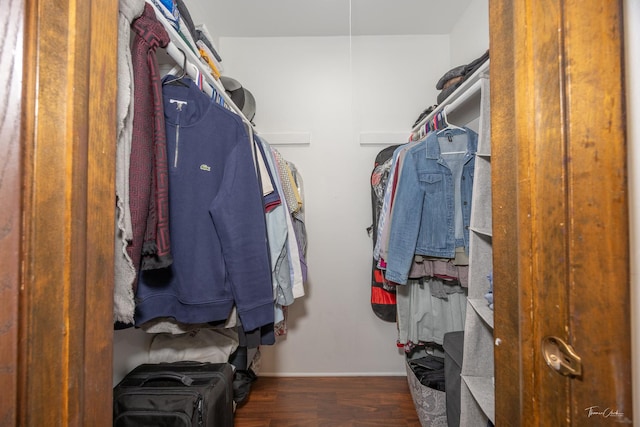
[135,78,274,332]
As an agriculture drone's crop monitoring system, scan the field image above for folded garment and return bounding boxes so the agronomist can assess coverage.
[412,104,437,127]
[198,41,221,79]
[463,49,490,77]
[158,0,174,13]
[436,65,466,90]
[408,355,446,391]
[176,0,197,44]
[437,80,462,104]
[196,29,223,63]
[442,75,465,90]
[151,0,179,29]
[138,306,238,334]
[435,49,490,104]
[148,328,239,364]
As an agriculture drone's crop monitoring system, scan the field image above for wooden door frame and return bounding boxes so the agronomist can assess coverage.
[490,0,632,425]
[1,0,118,425]
[0,2,25,425]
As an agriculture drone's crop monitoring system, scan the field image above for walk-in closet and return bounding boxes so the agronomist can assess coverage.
[111,1,496,423]
[2,0,637,425]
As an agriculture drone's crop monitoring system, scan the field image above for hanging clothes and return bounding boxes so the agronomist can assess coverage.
[385,127,478,285]
[374,139,422,265]
[287,161,308,288]
[134,76,274,332]
[370,126,476,348]
[114,0,146,324]
[369,144,401,322]
[270,147,305,299]
[116,0,308,339]
[396,278,467,347]
[255,138,294,319]
[128,3,173,286]
[255,136,306,324]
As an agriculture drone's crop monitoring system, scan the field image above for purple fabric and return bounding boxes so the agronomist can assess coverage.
[129,3,172,290]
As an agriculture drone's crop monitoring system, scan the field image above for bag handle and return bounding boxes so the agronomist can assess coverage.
[139,372,194,387]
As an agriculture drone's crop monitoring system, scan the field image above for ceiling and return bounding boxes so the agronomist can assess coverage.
[182,0,474,38]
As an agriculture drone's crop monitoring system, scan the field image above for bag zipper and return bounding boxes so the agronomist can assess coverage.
[195,395,204,427]
[114,410,192,426]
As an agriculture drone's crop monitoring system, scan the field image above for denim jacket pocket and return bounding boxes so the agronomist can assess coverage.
[419,173,444,194]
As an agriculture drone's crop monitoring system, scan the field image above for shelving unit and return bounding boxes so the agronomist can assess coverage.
[406,60,494,427]
[459,70,494,426]
[146,0,253,127]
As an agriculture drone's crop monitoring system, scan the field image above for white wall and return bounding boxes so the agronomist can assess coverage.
[624,0,640,419]
[449,0,490,67]
[218,34,451,375]
[113,328,154,384]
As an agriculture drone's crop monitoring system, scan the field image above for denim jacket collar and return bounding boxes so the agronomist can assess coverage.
[425,126,477,161]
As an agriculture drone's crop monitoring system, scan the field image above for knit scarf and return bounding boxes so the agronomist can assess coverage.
[129,3,172,290]
[114,0,145,324]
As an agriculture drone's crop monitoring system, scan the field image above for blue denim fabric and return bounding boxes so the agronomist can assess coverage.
[373,143,417,261]
[385,127,477,284]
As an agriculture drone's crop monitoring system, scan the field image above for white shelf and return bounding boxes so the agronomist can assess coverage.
[470,226,492,238]
[146,0,252,126]
[469,298,494,329]
[469,156,492,234]
[462,375,496,424]
[476,75,491,155]
[410,60,490,140]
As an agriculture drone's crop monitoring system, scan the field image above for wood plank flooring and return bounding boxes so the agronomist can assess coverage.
[233,376,421,427]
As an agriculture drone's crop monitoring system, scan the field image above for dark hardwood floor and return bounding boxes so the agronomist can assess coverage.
[233,376,421,427]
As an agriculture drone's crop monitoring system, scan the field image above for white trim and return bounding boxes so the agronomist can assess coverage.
[259,132,312,146]
[624,0,640,421]
[257,371,408,377]
[358,132,408,146]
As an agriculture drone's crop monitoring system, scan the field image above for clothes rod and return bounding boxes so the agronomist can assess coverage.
[165,42,215,96]
[163,38,246,124]
[443,79,482,116]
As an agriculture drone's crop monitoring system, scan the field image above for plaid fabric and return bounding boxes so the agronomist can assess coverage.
[128,3,172,289]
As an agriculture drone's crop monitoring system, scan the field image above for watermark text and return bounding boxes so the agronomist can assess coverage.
[585,406,625,419]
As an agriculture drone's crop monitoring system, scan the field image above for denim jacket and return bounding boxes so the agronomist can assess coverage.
[385,127,477,284]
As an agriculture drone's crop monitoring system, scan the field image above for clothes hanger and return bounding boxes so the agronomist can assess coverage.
[163,47,189,87]
[435,106,468,155]
[436,106,464,134]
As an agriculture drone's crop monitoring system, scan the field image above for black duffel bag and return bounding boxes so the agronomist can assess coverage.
[113,361,234,427]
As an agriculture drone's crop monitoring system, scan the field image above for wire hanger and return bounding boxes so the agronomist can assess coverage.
[163,47,189,87]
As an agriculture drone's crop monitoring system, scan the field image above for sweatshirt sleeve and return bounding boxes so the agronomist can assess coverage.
[209,126,274,332]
